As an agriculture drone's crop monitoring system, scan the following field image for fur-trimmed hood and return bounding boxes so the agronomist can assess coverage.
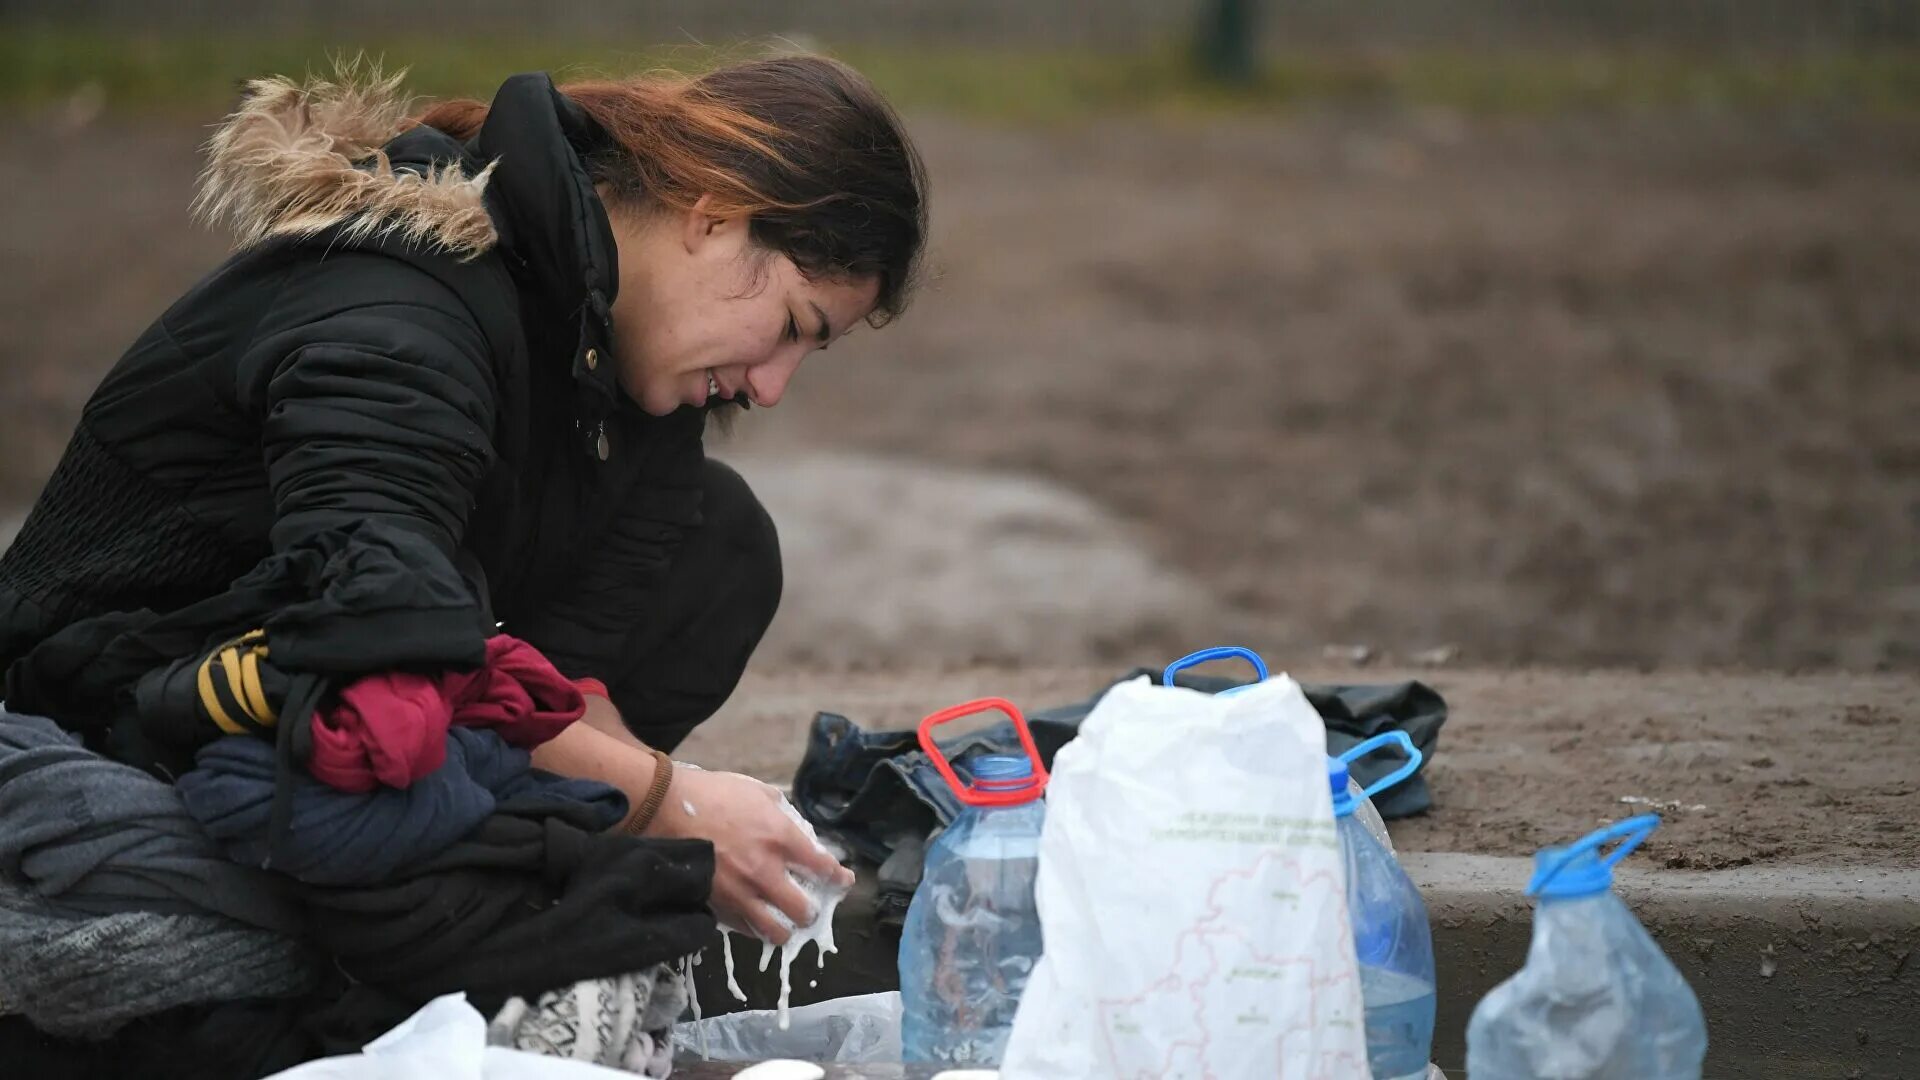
[192,67,639,446]
[195,66,499,259]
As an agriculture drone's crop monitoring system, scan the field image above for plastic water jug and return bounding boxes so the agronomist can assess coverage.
[1167,647,1436,1079]
[898,697,1049,1066]
[1467,815,1708,1079]
[1332,731,1437,1080]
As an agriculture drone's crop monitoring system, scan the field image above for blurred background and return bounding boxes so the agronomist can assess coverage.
[2,1,1916,672]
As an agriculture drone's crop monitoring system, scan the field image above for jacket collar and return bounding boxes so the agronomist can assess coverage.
[472,74,624,436]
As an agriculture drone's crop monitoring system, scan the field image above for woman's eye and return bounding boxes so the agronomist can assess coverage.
[785,314,799,342]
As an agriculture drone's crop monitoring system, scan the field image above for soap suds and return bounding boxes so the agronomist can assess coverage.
[756,799,851,1029]
[680,954,709,1059]
[696,796,851,1032]
[682,799,698,817]
[721,930,748,1002]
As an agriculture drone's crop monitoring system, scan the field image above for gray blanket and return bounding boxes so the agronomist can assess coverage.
[0,708,319,1038]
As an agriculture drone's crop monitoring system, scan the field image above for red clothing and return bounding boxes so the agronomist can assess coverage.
[308,635,588,792]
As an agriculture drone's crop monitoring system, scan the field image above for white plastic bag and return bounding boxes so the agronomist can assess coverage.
[671,991,903,1063]
[1001,675,1369,1078]
[260,994,633,1080]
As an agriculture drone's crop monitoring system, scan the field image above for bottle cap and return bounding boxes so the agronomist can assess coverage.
[970,754,1040,800]
[1528,814,1661,899]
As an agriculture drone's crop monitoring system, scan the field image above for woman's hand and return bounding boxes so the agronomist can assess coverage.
[532,697,851,943]
[645,767,853,945]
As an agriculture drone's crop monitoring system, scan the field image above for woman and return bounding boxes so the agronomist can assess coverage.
[0,55,924,946]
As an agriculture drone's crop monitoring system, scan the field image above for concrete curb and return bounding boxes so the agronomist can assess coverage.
[690,855,1919,1079]
[1408,855,1919,1079]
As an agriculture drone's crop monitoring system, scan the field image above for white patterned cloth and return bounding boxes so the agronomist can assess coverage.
[486,963,687,1077]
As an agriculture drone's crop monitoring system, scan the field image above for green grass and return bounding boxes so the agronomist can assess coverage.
[2,27,1918,120]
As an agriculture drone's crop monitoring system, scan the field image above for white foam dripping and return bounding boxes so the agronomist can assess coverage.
[720,930,748,1002]
[774,800,849,1029]
[699,795,851,1031]
[730,798,851,1030]
[765,883,845,1027]
[681,953,709,1059]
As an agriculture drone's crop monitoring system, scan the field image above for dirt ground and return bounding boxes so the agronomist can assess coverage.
[683,665,1920,868]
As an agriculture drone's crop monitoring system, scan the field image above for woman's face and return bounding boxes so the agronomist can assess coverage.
[605,195,880,417]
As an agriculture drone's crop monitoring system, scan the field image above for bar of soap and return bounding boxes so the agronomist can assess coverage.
[731,1063,826,1080]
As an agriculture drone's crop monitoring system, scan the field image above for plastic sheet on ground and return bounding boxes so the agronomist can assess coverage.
[673,992,903,1064]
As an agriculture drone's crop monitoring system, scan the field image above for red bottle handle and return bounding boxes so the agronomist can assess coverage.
[917,696,1050,807]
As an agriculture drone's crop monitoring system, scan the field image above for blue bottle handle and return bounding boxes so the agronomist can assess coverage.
[1164,646,1269,688]
[1338,730,1424,801]
[1527,814,1662,897]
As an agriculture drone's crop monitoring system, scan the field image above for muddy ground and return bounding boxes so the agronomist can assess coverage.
[2,104,1916,865]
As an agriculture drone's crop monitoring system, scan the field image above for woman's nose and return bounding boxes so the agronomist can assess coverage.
[745,350,803,408]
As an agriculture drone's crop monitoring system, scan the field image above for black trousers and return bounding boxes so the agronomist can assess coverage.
[601,459,782,753]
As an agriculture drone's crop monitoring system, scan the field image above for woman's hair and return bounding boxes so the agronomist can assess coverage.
[416,55,927,326]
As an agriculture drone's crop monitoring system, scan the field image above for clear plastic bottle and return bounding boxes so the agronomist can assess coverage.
[1332,731,1437,1080]
[1467,815,1707,1080]
[899,698,1048,1066]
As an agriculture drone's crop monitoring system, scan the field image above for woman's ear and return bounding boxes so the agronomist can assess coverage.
[682,193,749,257]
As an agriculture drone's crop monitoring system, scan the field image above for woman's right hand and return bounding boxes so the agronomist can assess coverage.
[645,766,852,945]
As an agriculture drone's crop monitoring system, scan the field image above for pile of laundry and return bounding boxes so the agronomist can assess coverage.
[0,632,713,1080]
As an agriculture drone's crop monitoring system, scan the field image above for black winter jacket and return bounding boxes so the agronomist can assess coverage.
[0,73,710,773]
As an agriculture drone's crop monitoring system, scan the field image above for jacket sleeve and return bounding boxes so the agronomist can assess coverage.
[233,251,501,674]
[252,254,497,553]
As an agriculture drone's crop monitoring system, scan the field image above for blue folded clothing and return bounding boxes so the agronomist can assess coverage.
[177,726,627,886]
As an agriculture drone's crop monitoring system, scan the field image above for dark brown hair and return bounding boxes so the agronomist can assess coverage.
[417,55,927,326]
